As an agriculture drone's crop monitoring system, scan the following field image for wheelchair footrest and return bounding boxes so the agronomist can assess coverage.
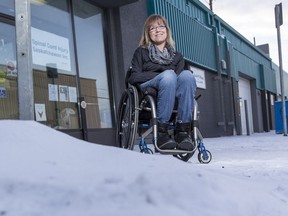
[155,148,196,155]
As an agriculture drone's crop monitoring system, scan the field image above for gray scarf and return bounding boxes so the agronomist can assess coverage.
[148,43,175,65]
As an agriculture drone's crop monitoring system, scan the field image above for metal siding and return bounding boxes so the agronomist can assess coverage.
[261,65,277,93]
[148,0,276,93]
[268,70,277,93]
[219,23,275,92]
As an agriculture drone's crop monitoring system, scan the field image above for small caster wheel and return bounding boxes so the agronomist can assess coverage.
[141,148,153,154]
[198,150,212,164]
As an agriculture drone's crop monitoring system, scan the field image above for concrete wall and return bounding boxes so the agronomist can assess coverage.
[110,0,147,110]
[120,0,147,72]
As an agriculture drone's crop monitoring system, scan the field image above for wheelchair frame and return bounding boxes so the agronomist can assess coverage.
[116,84,212,163]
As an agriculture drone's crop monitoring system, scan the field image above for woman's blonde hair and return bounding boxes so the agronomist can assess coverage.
[139,14,175,49]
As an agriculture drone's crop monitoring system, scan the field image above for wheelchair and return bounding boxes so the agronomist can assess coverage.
[116,68,212,163]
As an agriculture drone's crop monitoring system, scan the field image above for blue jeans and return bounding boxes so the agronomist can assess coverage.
[140,70,197,124]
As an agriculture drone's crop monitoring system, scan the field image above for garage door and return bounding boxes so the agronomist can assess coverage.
[238,77,254,135]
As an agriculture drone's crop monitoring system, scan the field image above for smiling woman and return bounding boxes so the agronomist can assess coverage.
[128,14,197,151]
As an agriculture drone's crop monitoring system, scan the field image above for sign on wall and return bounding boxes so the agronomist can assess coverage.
[31,27,71,71]
[189,66,206,89]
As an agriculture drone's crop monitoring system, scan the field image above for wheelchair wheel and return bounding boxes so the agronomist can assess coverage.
[116,87,139,150]
[198,150,212,164]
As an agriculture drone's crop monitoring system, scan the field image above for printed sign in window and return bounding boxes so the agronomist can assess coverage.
[35,103,47,121]
[31,27,71,72]
[48,84,58,101]
[68,87,77,103]
[0,87,6,98]
[59,85,69,102]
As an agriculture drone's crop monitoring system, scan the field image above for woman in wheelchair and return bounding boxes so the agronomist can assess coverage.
[127,14,197,151]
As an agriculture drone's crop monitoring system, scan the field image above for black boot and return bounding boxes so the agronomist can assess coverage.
[175,122,195,151]
[157,123,177,150]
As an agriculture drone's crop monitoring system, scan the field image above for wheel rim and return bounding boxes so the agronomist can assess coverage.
[198,150,212,163]
[117,87,138,150]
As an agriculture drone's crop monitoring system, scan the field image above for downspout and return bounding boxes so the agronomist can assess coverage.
[225,38,236,132]
[213,25,226,131]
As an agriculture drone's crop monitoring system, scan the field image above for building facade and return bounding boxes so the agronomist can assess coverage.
[0,0,284,146]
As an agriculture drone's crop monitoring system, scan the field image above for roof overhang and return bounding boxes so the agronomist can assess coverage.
[90,0,139,8]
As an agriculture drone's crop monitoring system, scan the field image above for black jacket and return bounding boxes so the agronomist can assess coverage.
[127,46,185,85]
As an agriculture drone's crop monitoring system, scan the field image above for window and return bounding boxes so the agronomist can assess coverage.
[31,0,79,129]
[30,0,112,129]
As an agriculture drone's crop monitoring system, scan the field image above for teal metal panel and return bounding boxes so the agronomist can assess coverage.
[220,26,271,68]
[147,0,277,93]
[259,64,277,93]
[216,16,275,92]
[147,0,216,70]
[231,48,277,91]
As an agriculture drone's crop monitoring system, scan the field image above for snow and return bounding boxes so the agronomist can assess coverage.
[1,120,288,216]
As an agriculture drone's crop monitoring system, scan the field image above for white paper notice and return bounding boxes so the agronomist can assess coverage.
[48,84,58,101]
[68,87,77,103]
[59,85,69,102]
[35,103,47,121]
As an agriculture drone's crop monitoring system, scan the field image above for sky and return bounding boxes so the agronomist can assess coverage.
[199,0,288,71]
[1,120,288,215]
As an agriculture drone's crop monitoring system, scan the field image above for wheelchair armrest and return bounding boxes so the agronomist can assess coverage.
[125,66,157,97]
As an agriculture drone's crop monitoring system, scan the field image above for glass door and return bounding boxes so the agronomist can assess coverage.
[0,20,18,119]
[72,0,113,128]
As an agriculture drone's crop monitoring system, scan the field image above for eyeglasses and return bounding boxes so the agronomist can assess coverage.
[149,25,166,33]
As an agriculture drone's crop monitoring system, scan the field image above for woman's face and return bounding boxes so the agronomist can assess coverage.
[148,20,167,46]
